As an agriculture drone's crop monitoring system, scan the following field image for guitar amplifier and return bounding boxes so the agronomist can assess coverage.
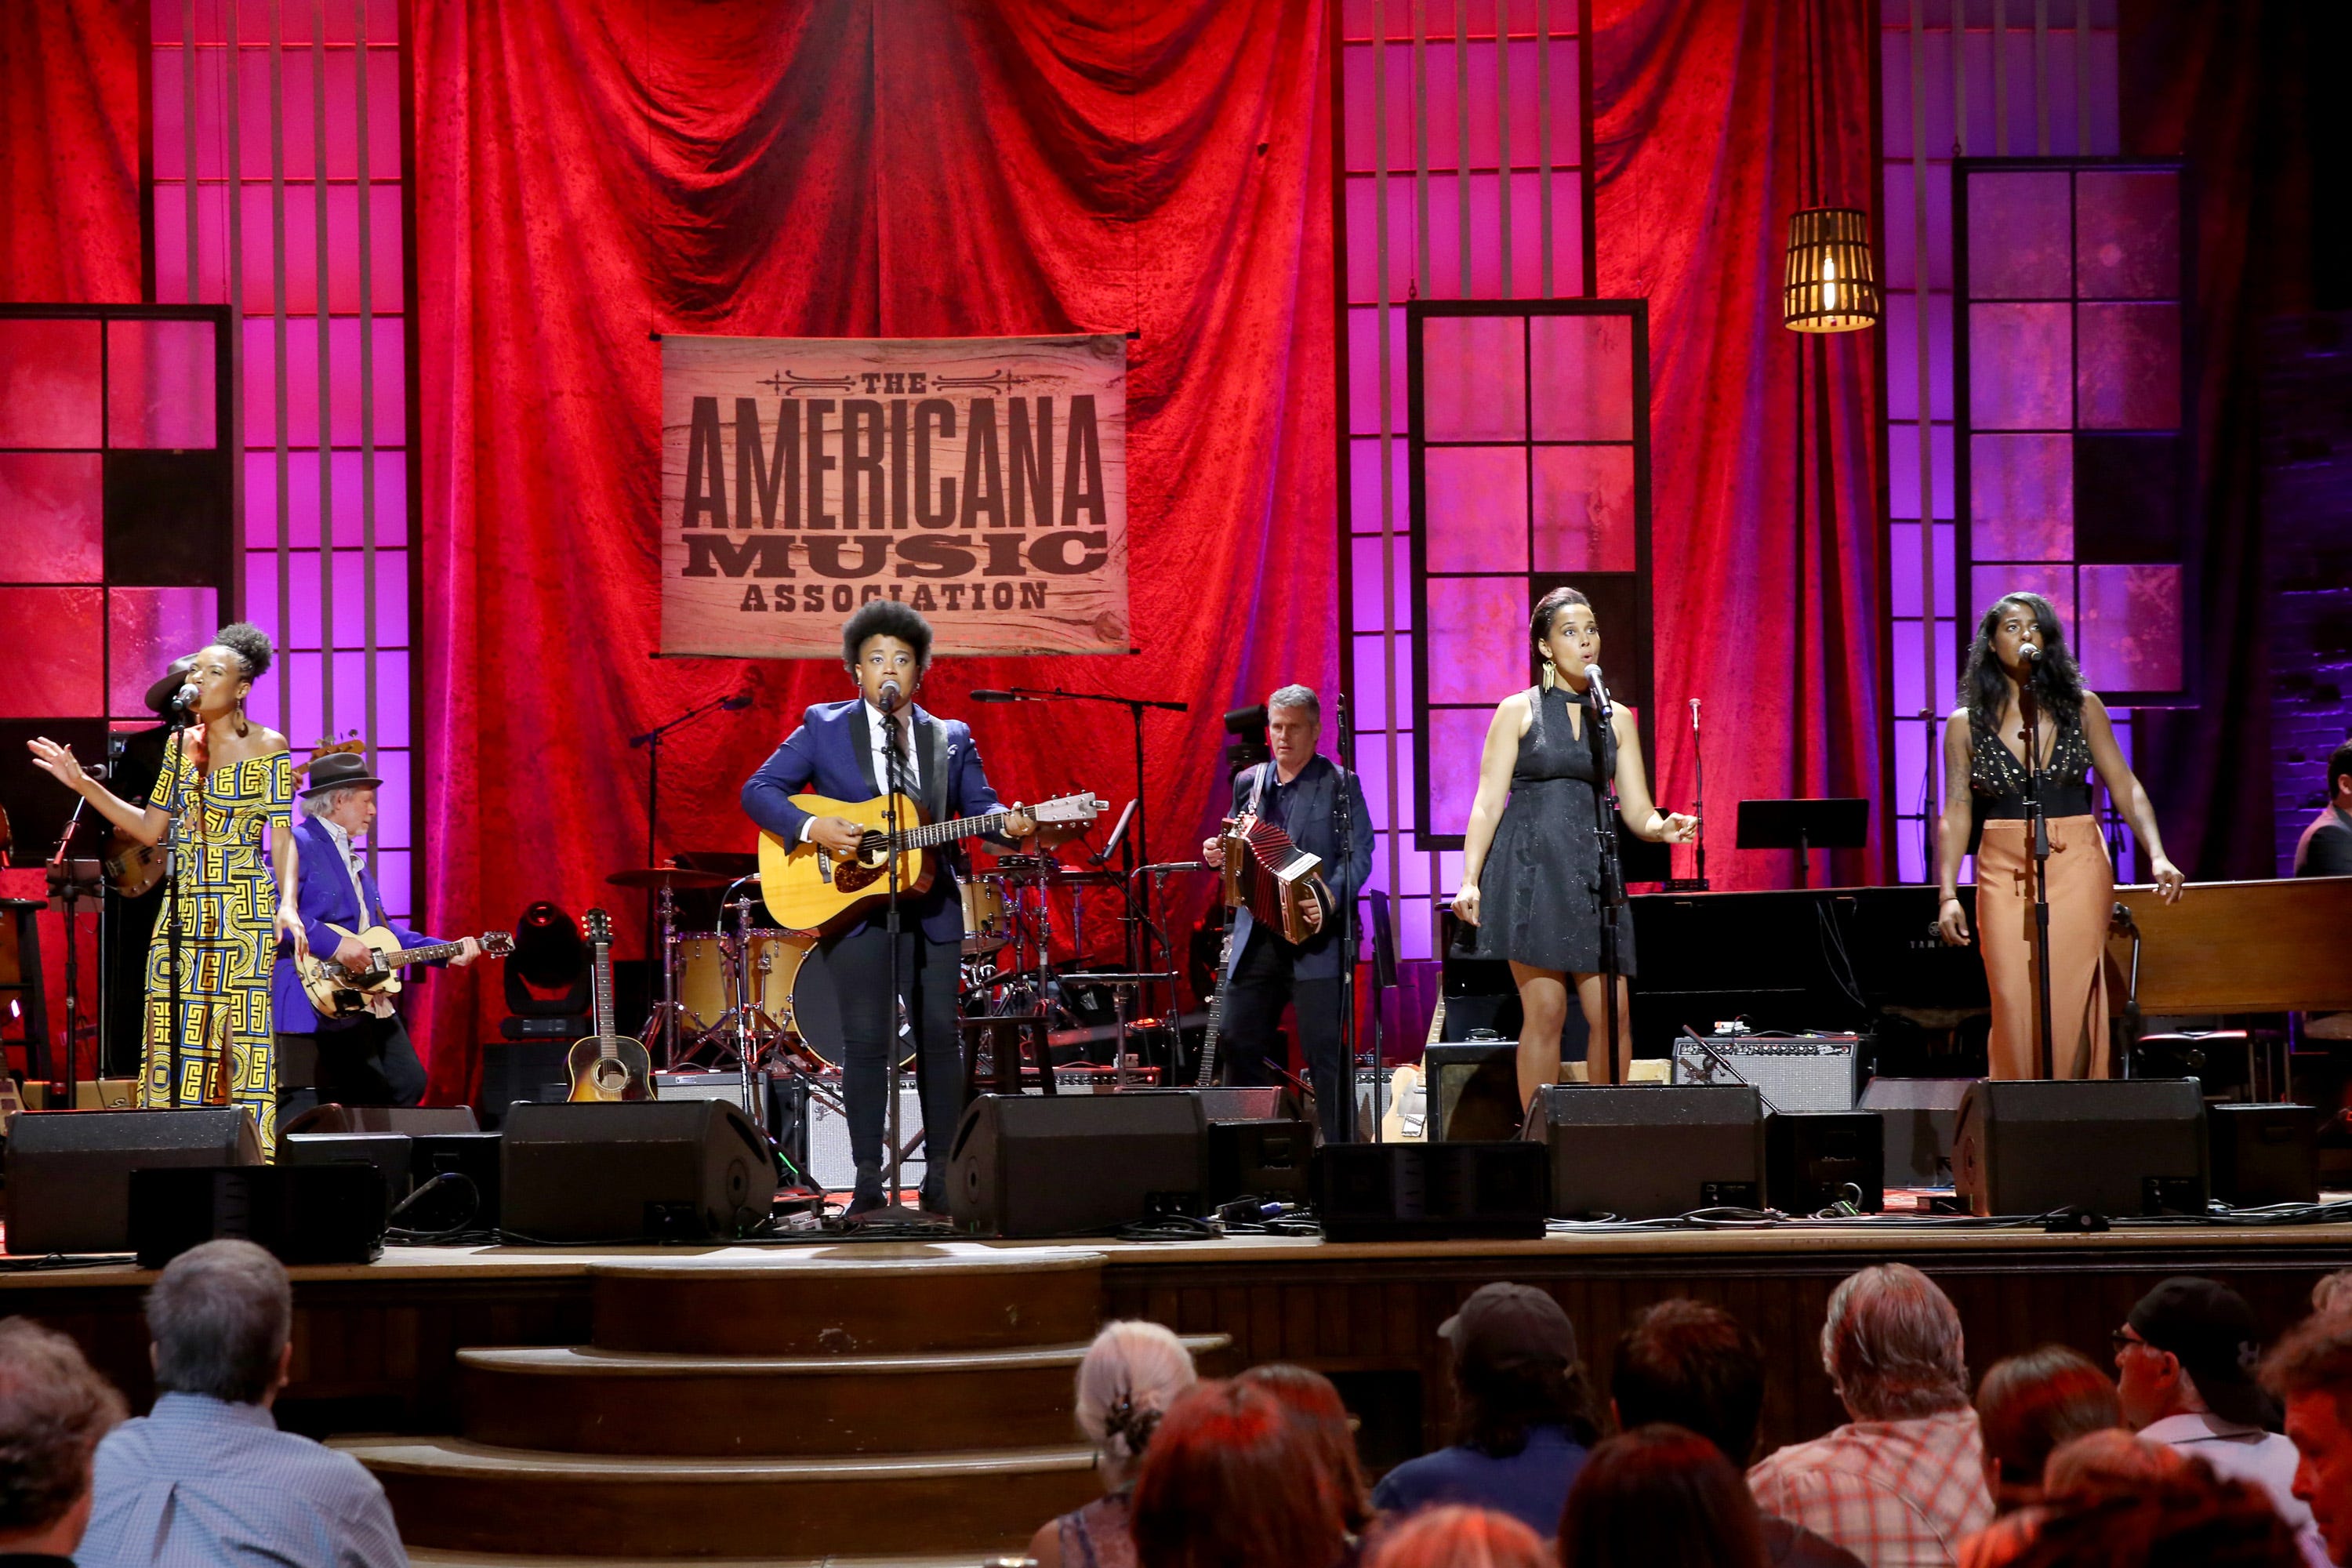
[1672,1031,1857,1113]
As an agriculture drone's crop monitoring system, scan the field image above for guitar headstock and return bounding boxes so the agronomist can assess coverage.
[481,931,517,957]
[300,734,371,776]
[1033,793,1109,824]
[584,908,612,946]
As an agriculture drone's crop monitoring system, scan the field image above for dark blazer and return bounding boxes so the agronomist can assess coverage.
[1223,755,1377,983]
[2296,805,2352,879]
[272,814,433,1034]
[740,698,1008,946]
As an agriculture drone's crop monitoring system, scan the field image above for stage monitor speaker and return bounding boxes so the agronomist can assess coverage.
[501,1101,777,1242]
[1857,1077,1973,1187]
[476,1040,573,1127]
[129,1163,387,1269]
[1951,1079,2207,1218]
[1425,1043,1521,1141]
[1313,1141,1548,1243]
[4,1108,261,1255]
[281,1132,413,1223]
[410,1131,505,1232]
[1196,1087,1293,1123]
[1766,1111,1885,1214]
[2209,1102,2319,1208]
[1529,1084,1765,1219]
[1207,1118,1313,1204]
[949,1092,1207,1237]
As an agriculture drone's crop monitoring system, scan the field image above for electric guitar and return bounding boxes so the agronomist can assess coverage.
[296,924,514,1018]
[102,826,166,896]
[567,908,655,1102]
[758,791,1106,934]
[1193,921,1237,1088]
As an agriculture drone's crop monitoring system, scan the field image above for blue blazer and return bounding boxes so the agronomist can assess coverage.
[1224,755,1377,982]
[740,699,1009,946]
[272,814,434,1034]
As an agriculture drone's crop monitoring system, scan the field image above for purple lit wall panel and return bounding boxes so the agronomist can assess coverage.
[107,586,219,717]
[1529,313,1632,439]
[1351,633,1416,730]
[340,650,408,746]
[241,316,405,449]
[1967,171,2072,297]
[214,47,399,181]
[0,321,103,448]
[1886,422,1956,520]
[1340,45,1412,172]
[1426,707,1489,836]
[243,450,407,547]
[2078,564,2183,691]
[0,454,105,579]
[1973,564,2073,631]
[241,550,408,648]
[1882,292,1955,423]
[1340,0,1568,44]
[372,851,409,921]
[157,1,401,48]
[1532,446,1635,572]
[107,320,217,449]
[1347,307,1406,432]
[371,750,412,849]
[1968,303,2071,429]
[2075,170,2177,299]
[1344,177,1417,303]
[1423,317,1526,437]
[1348,438,1407,533]
[1889,521,1958,619]
[1352,536,1411,629]
[1891,619,1929,720]
[2075,302,2180,430]
[248,650,325,749]
[1425,576,1524,704]
[1880,162,1953,293]
[0,588,103,717]
[1423,447,1528,571]
[1894,723,1928,882]
[1416,172,1584,299]
[1969,433,2073,560]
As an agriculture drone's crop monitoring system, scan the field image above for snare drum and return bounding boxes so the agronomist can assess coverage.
[960,879,1011,955]
[676,930,808,1033]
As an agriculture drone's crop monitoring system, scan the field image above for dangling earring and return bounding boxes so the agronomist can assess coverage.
[1539,657,1557,691]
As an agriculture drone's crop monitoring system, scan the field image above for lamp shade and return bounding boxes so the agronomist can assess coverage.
[1782,207,1881,332]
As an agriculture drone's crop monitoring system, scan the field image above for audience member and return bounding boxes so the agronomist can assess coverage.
[75,1241,406,1568]
[2115,1276,2325,1565]
[1972,1347,2120,1515]
[1363,1504,1548,1568]
[1559,1423,1769,1568]
[1029,1320,1196,1568]
[2264,1305,2352,1567]
[1608,1297,1864,1568]
[1370,1283,1598,1537]
[0,1319,127,1566]
[2312,1269,2352,1318]
[1958,1417,2184,1566]
[1747,1263,1993,1568]
[2292,739,2352,879]
[1238,1363,1374,1537]
[1131,1379,1347,1568]
[2005,1462,2304,1568]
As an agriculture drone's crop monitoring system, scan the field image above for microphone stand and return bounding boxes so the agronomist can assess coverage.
[1334,694,1363,1142]
[1584,674,1626,1087]
[630,692,747,1025]
[161,706,194,1109]
[2019,672,2057,1079]
[867,695,941,1229]
[45,794,100,1105]
[1664,699,1709,892]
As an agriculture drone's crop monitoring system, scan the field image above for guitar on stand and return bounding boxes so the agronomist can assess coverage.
[568,908,655,1102]
[1192,822,1243,1088]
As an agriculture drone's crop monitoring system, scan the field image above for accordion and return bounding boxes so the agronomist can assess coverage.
[1218,812,1330,946]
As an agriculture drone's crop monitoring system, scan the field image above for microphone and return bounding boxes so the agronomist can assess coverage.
[968,690,1022,703]
[171,682,200,712]
[1584,663,1613,720]
[720,694,753,710]
[2020,644,2042,663]
[877,679,904,714]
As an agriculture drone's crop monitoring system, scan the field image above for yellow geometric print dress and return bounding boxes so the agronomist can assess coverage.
[140,739,295,1156]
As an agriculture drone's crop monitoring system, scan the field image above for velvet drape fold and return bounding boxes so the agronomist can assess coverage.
[411,0,1335,1098]
[0,0,143,304]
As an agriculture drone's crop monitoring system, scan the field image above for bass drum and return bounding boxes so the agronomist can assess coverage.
[785,938,911,1070]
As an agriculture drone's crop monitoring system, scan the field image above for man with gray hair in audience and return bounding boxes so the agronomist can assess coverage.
[1200,684,1374,1142]
[1748,1263,1994,1568]
[0,1318,127,1566]
[76,1241,405,1568]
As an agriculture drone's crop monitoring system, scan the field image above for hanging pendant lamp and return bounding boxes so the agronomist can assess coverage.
[1783,206,1881,332]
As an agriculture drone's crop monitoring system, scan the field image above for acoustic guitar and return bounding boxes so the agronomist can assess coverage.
[757,791,1105,935]
[295,924,514,1018]
[567,908,655,1102]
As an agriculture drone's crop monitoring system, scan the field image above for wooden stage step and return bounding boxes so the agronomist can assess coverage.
[458,1334,1229,1455]
[336,1436,1099,1559]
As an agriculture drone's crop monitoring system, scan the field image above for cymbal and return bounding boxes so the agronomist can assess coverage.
[607,866,733,891]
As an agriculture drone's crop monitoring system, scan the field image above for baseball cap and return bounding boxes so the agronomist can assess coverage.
[1439,1283,1578,1370]
[2128,1276,2274,1430]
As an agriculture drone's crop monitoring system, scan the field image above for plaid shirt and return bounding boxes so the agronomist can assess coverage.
[1750,1409,1994,1568]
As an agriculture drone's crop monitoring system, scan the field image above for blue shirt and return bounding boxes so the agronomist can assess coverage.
[80,1393,406,1568]
[1370,1424,1590,1537]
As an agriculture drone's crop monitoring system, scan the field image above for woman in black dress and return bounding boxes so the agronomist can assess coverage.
[1453,588,1695,1109]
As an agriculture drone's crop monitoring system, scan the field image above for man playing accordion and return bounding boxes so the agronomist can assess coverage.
[1200,685,1376,1142]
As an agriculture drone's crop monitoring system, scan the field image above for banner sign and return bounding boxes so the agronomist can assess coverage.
[660,332,1129,658]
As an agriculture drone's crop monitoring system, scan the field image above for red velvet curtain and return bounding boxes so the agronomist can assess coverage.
[0,0,143,303]
[1589,0,1887,888]
[410,0,1335,1098]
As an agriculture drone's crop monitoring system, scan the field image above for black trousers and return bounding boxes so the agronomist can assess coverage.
[1221,926,1350,1142]
[276,1013,426,1125]
[824,920,966,1183]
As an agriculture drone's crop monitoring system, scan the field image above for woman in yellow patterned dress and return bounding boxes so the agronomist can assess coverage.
[27,623,302,1153]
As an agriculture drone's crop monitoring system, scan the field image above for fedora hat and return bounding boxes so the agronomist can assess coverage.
[300,750,384,797]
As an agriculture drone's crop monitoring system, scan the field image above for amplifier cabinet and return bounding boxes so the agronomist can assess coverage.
[1672,1033,1857,1112]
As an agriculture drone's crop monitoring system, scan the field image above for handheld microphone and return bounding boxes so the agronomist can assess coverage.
[877,679,904,714]
[968,689,1020,703]
[720,693,753,710]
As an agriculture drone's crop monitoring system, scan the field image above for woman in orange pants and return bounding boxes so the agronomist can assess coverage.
[1935,592,2185,1078]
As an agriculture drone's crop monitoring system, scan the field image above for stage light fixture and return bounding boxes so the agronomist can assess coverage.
[1782,206,1881,332]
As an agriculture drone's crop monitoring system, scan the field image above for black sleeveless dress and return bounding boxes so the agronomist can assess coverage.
[1465,684,1635,976]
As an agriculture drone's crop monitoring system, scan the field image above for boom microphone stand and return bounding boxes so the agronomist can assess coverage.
[2019,667,2057,1079]
[1584,667,1626,1087]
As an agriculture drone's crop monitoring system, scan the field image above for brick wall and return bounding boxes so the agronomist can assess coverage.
[2263,314,2352,873]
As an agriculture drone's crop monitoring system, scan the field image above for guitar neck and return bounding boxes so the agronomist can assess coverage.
[1193,927,1236,1088]
[892,808,1017,850]
[590,939,618,1057]
[374,938,469,971]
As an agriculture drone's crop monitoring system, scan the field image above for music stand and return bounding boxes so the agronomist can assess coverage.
[1736,798,1868,890]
